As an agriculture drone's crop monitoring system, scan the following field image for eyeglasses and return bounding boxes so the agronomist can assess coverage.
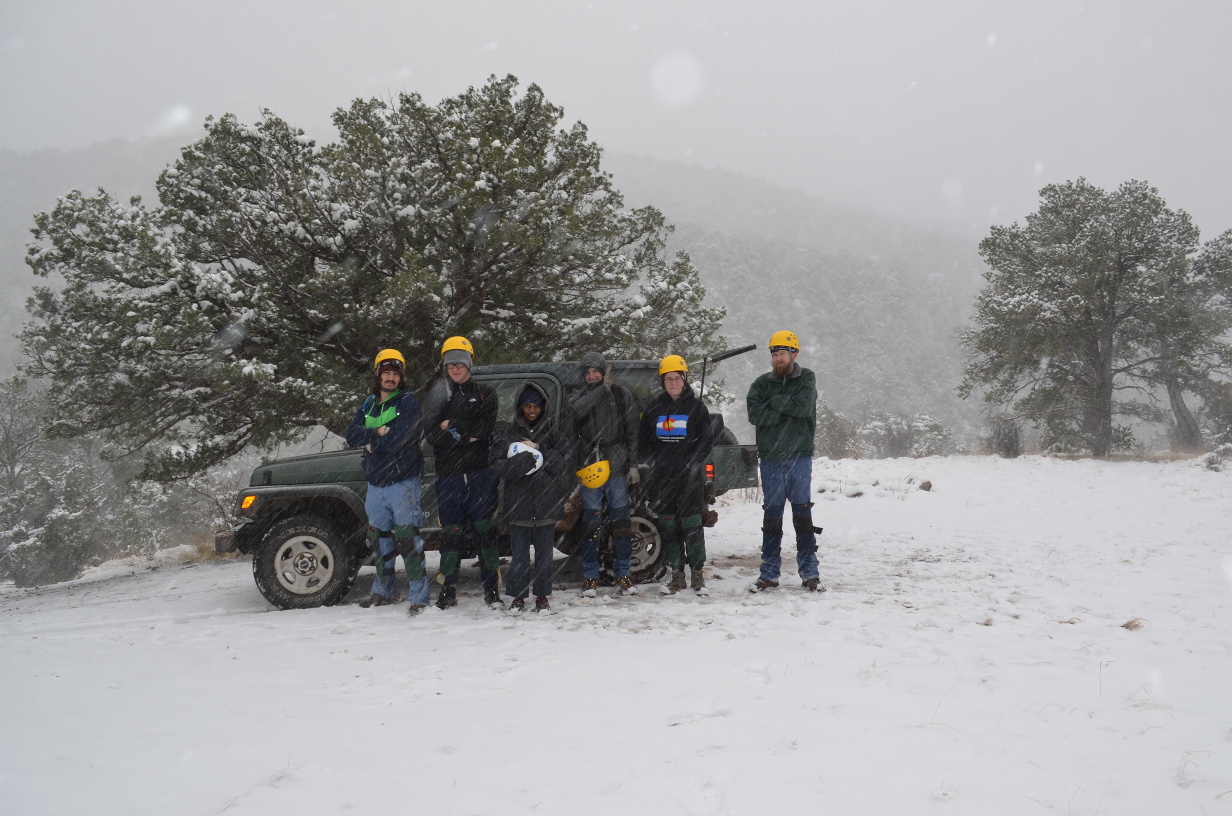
[663,375,685,383]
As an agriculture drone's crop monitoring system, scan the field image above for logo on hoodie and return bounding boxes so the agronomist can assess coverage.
[656,415,688,438]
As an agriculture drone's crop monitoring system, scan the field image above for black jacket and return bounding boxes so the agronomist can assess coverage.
[344,390,423,487]
[569,381,639,474]
[488,383,573,524]
[423,375,498,478]
[638,383,713,478]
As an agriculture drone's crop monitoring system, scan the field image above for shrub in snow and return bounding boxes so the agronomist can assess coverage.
[0,380,233,586]
[814,401,858,459]
[982,414,1021,458]
[1198,381,1232,447]
[854,411,956,459]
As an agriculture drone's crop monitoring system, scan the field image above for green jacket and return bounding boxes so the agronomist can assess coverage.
[746,365,817,462]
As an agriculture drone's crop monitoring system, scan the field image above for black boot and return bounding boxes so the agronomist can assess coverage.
[435,584,457,610]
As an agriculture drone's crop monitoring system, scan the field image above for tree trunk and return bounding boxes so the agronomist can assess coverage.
[1165,377,1204,451]
[1090,327,1116,458]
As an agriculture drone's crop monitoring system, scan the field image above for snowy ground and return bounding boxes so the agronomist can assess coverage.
[2,455,1231,815]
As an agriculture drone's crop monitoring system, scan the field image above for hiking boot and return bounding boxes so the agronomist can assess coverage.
[749,577,779,593]
[484,587,505,609]
[663,569,686,594]
[691,569,708,595]
[509,597,526,613]
[435,585,457,609]
[802,577,826,593]
[615,576,639,596]
[581,578,599,598]
[534,596,551,613]
[359,593,396,608]
[407,604,426,617]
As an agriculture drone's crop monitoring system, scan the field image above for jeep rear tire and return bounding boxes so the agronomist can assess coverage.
[602,511,666,585]
[253,515,359,609]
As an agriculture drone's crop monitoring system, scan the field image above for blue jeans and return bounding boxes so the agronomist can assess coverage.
[580,475,631,579]
[365,477,427,604]
[758,457,819,581]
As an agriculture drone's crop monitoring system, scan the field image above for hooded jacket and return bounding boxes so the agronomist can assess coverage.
[746,363,817,462]
[344,390,423,487]
[568,352,639,474]
[488,382,573,524]
[638,381,714,478]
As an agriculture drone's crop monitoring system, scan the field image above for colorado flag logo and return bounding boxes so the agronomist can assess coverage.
[656,415,689,437]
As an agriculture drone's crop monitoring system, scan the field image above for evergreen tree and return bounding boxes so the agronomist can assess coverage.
[1135,230,1232,450]
[0,378,42,492]
[959,179,1231,457]
[21,76,724,480]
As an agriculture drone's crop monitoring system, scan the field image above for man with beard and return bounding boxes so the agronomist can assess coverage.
[746,331,824,593]
[344,349,427,614]
[638,354,714,594]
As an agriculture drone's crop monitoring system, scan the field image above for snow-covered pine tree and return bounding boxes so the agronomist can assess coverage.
[21,75,724,480]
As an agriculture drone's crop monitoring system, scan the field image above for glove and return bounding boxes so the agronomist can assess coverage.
[626,467,640,485]
[447,427,462,442]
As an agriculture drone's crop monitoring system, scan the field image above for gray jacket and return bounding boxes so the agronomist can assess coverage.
[569,352,639,474]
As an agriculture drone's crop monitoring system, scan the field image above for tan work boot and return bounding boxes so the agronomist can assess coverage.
[663,569,686,594]
[615,576,640,596]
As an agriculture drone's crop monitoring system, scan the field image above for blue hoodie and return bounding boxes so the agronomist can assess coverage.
[345,390,423,487]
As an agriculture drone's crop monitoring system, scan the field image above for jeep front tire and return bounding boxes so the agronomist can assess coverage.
[252,515,359,609]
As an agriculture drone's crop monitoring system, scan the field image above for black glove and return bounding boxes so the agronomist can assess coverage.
[511,450,537,473]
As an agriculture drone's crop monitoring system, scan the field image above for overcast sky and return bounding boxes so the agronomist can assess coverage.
[2,0,1229,238]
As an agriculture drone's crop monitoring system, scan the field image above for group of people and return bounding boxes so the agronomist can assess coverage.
[344,330,823,617]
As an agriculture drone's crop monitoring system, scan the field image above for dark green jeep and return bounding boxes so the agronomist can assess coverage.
[216,358,759,609]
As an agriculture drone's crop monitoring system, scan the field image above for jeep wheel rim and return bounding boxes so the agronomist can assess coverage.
[275,535,335,595]
[627,515,661,573]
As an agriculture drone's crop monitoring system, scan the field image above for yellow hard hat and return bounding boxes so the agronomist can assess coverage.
[576,459,611,489]
[373,348,406,372]
[768,330,800,352]
[440,336,474,360]
[658,354,688,377]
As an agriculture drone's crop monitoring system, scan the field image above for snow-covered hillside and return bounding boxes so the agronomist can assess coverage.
[2,455,1230,815]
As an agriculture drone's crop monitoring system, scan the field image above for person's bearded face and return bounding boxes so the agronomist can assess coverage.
[771,349,795,378]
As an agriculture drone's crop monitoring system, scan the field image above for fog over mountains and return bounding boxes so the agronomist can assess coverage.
[606,153,984,436]
[0,138,985,437]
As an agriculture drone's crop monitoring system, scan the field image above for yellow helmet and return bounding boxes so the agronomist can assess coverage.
[373,348,406,372]
[440,335,474,360]
[576,459,611,489]
[658,354,688,377]
[768,330,800,352]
